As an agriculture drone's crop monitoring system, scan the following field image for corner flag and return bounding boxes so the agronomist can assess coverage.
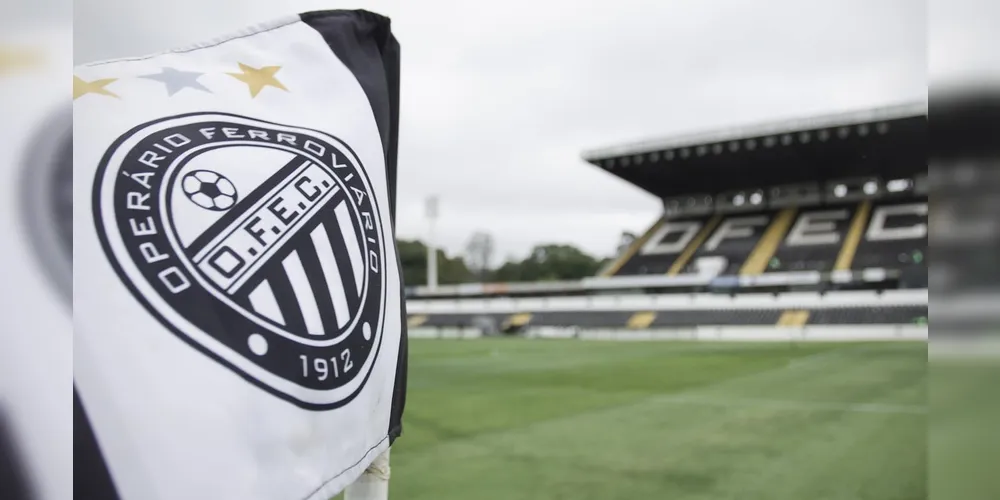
[73,10,406,499]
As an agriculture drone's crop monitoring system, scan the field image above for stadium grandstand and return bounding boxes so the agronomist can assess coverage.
[406,103,928,342]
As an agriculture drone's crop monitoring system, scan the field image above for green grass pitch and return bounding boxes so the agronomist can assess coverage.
[369,339,925,499]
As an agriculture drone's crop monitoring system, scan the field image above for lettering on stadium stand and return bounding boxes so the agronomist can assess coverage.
[93,113,388,410]
[640,205,928,255]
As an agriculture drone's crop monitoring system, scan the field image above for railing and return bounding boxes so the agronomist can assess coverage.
[407,268,903,299]
[408,324,928,342]
[406,289,928,314]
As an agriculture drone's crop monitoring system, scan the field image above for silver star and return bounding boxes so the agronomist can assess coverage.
[140,67,210,96]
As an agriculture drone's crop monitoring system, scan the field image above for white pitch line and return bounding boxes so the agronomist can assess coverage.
[656,395,926,415]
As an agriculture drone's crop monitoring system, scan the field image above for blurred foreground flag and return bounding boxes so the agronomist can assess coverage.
[73,10,406,500]
[0,19,72,500]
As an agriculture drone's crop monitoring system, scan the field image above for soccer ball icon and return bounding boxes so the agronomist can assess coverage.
[182,170,238,211]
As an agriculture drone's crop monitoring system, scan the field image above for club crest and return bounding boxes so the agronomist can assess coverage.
[93,112,387,409]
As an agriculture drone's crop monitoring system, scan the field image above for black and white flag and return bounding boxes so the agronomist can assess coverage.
[0,22,73,500]
[73,10,406,499]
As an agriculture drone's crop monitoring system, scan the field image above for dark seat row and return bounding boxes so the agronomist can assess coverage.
[409,306,928,330]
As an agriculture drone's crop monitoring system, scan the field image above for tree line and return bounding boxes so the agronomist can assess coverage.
[396,232,614,286]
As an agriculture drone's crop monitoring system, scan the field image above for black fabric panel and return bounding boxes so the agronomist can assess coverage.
[300,9,406,444]
[299,10,401,223]
[0,406,35,500]
[389,271,408,443]
[74,387,121,500]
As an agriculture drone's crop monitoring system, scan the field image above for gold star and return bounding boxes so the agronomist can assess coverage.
[0,46,43,75]
[226,63,287,98]
[74,76,119,100]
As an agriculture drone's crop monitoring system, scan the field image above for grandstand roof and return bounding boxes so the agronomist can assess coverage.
[582,102,927,199]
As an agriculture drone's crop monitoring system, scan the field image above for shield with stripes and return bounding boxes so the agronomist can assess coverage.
[93,113,388,409]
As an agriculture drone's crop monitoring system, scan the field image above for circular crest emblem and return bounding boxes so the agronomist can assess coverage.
[93,113,387,409]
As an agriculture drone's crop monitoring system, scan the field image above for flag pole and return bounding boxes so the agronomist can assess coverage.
[426,196,439,290]
[344,449,391,500]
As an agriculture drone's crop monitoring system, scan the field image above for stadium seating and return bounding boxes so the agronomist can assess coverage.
[407,105,928,341]
[808,306,926,324]
[608,197,927,280]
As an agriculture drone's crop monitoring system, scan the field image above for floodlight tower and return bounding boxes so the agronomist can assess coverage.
[426,196,439,289]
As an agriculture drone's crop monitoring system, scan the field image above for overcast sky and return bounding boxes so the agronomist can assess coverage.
[74,0,926,264]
